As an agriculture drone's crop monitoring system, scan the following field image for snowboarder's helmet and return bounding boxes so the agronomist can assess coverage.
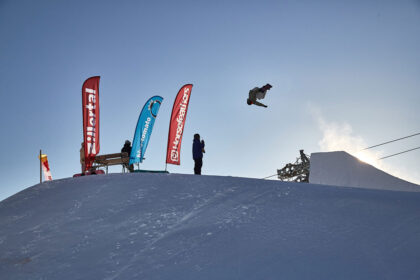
[262,84,272,91]
[247,99,252,105]
[125,140,130,145]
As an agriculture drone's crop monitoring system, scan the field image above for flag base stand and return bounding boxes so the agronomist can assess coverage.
[73,170,105,177]
[133,169,169,174]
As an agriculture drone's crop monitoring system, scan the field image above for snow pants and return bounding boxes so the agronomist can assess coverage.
[194,158,203,175]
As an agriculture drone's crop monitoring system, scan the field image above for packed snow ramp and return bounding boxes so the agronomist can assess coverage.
[309,151,420,192]
[1,173,420,280]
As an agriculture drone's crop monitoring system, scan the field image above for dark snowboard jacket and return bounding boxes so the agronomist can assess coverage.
[121,143,132,157]
[193,139,205,160]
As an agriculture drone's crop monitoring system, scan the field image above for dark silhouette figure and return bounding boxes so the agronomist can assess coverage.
[192,133,205,175]
[80,142,85,173]
[121,140,134,172]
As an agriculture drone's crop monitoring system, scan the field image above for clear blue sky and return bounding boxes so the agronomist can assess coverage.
[1,0,419,200]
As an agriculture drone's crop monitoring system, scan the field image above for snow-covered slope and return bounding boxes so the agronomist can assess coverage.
[309,151,420,192]
[1,173,420,280]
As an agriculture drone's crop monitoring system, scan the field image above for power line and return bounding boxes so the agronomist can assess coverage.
[363,132,420,150]
[263,135,420,179]
[262,174,278,179]
[379,146,420,160]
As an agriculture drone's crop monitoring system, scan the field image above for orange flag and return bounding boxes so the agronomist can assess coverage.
[38,154,52,181]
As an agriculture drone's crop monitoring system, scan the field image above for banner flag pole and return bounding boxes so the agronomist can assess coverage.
[82,76,100,172]
[39,149,42,184]
[165,84,193,166]
[129,96,163,167]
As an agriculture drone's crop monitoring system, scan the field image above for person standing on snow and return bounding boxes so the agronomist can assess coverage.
[247,84,272,108]
[192,133,205,175]
[80,142,85,173]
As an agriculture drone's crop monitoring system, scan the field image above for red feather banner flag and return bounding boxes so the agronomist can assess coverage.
[166,84,193,165]
[82,76,100,171]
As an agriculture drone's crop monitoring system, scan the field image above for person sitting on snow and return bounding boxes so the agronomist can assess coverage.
[121,140,134,172]
[247,84,272,108]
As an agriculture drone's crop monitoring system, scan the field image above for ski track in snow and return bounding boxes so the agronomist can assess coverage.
[105,183,244,279]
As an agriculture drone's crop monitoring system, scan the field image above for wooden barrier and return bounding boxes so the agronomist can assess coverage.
[93,152,130,173]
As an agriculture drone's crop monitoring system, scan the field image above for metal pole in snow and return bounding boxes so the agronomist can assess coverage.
[39,149,42,184]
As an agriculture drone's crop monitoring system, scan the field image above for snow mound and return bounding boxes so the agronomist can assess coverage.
[309,151,420,192]
[1,173,420,279]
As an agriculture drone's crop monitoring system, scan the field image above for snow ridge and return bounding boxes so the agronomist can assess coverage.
[1,173,420,280]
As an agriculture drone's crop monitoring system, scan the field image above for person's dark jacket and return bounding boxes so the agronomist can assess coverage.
[121,143,131,157]
[193,138,205,160]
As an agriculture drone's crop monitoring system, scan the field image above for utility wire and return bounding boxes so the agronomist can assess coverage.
[262,174,278,179]
[263,133,420,178]
[379,146,420,160]
[363,132,420,150]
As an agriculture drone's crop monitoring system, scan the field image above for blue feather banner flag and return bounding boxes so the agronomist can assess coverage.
[129,96,163,165]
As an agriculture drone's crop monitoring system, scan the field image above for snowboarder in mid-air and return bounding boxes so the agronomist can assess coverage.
[247,84,272,108]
